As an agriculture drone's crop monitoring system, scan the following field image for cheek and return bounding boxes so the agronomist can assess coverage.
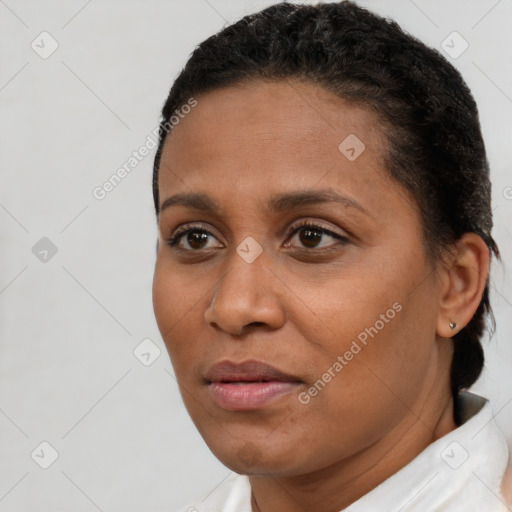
[293,254,438,412]
[282,307,430,468]
[152,259,203,360]
[152,261,176,337]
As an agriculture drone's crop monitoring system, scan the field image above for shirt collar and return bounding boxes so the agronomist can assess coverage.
[343,391,510,511]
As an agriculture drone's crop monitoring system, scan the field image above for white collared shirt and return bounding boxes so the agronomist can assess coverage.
[178,392,511,512]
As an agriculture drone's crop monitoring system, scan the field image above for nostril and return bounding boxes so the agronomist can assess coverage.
[236,322,266,336]
[248,322,266,328]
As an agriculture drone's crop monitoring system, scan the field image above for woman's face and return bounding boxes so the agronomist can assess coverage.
[153,80,447,476]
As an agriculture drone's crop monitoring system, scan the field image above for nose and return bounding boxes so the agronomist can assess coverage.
[203,248,286,336]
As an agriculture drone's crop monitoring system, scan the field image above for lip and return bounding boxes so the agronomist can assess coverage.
[205,359,302,411]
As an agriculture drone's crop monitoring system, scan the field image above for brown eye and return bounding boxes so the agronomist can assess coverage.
[286,222,349,250]
[167,224,222,251]
[299,227,323,248]
[186,231,210,250]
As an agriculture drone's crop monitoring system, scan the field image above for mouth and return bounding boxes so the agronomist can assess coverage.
[204,359,302,411]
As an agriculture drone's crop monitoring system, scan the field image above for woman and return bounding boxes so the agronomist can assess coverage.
[151,1,511,510]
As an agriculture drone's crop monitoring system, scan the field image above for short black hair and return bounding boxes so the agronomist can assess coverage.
[152,1,499,397]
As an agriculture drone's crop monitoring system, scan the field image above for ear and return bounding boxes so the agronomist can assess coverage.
[436,233,490,338]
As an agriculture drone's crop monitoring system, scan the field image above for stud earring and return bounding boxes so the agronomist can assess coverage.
[449,321,457,330]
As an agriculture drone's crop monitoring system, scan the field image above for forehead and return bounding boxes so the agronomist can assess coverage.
[158,79,403,214]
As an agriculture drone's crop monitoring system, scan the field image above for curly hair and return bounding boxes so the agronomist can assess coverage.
[152,1,500,398]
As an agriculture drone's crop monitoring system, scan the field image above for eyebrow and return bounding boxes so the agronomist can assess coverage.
[159,189,369,216]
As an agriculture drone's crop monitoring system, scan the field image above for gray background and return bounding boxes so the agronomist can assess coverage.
[1,0,511,510]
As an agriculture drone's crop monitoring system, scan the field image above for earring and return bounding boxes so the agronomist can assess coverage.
[449,321,457,330]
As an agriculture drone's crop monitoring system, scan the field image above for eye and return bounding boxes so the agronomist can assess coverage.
[165,220,350,253]
[166,223,222,251]
[284,220,349,250]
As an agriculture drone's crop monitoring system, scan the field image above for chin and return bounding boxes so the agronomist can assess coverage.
[204,435,308,476]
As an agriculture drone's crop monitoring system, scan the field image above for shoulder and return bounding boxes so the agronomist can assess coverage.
[502,461,512,507]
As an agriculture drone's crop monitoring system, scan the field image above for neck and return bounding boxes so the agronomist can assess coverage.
[250,364,456,512]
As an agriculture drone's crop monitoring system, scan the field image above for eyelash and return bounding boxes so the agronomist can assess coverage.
[165,220,349,251]
[166,224,212,248]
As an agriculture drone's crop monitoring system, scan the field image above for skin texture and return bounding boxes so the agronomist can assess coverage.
[152,79,490,512]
